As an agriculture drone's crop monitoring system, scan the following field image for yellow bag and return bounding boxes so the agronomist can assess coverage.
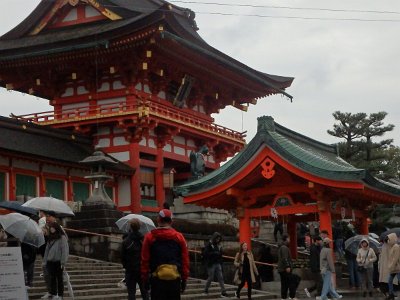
[152,264,180,280]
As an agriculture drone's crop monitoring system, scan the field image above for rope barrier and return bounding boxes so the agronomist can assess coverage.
[63,227,277,267]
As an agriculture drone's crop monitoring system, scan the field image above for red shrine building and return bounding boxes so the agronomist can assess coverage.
[175,116,400,255]
[0,0,293,213]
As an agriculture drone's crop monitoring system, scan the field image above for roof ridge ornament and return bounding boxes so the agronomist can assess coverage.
[257,116,275,133]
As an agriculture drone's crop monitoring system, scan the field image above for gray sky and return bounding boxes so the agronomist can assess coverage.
[0,0,399,146]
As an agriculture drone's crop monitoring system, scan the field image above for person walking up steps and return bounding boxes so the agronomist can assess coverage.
[43,222,69,300]
[304,236,323,299]
[320,238,342,300]
[203,232,229,297]
[121,219,149,300]
[141,209,189,300]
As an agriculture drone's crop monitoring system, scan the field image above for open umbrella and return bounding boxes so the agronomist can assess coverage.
[379,228,400,242]
[22,197,74,217]
[0,213,44,247]
[115,214,155,234]
[0,201,38,217]
[369,232,379,240]
[344,235,380,256]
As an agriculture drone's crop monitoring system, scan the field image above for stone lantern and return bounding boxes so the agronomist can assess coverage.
[80,150,118,208]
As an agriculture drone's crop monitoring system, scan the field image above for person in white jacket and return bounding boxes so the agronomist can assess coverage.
[356,238,377,297]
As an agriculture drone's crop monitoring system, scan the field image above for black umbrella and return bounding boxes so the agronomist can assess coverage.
[380,228,400,242]
[0,201,38,217]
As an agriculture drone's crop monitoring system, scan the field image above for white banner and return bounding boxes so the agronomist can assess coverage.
[0,247,28,300]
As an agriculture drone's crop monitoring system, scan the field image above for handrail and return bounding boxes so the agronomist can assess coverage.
[63,227,276,267]
[14,95,246,140]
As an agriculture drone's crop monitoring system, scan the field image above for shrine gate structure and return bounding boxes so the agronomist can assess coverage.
[0,0,293,213]
[175,116,400,257]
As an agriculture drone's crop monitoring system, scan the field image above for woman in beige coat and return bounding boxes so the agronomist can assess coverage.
[233,242,258,299]
[387,233,400,300]
[356,238,377,297]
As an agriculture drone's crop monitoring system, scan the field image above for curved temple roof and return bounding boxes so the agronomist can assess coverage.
[175,116,400,198]
[0,0,293,99]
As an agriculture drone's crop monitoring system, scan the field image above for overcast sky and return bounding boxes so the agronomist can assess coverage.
[0,0,399,146]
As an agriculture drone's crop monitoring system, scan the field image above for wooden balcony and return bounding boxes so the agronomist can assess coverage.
[14,96,246,144]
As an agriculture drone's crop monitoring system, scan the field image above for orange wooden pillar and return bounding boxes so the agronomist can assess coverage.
[360,215,369,235]
[238,208,251,250]
[155,147,165,208]
[318,200,333,239]
[129,143,141,213]
[287,218,297,259]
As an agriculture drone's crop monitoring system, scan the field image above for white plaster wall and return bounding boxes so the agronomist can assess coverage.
[173,136,185,145]
[109,152,129,162]
[97,138,111,147]
[85,6,101,17]
[61,87,74,97]
[63,8,78,21]
[113,137,128,146]
[163,144,172,152]
[174,146,185,156]
[148,139,156,148]
[77,85,89,95]
[118,178,131,206]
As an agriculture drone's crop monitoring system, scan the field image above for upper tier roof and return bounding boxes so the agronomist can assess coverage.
[0,0,293,98]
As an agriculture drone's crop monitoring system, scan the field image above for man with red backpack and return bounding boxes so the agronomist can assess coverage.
[141,209,189,300]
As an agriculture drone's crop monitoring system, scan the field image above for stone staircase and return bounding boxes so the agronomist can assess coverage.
[28,255,277,299]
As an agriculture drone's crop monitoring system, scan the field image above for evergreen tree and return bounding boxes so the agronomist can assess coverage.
[328,111,395,178]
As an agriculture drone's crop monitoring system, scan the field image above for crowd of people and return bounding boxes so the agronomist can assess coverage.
[3,208,400,300]
[0,210,69,300]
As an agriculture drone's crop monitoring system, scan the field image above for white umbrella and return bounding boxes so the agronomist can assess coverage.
[369,232,379,240]
[0,213,45,247]
[22,197,74,217]
[115,214,155,234]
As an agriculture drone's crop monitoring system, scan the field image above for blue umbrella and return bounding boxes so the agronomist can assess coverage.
[345,235,380,256]
[0,201,38,217]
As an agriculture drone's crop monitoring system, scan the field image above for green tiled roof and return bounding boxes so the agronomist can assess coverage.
[175,116,400,197]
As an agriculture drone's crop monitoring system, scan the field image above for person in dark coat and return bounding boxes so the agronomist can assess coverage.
[203,232,228,297]
[258,244,274,282]
[277,234,298,299]
[304,236,323,298]
[121,219,149,300]
[21,242,37,287]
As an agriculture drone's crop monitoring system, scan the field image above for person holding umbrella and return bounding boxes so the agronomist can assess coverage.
[43,222,69,300]
[356,238,377,297]
[21,241,37,288]
[121,219,149,300]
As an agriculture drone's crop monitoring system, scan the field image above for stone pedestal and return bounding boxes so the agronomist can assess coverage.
[66,204,124,262]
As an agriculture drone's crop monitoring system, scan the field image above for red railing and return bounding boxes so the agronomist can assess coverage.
[14,96,246,141]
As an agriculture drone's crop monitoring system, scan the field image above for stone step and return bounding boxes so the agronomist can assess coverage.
[29,255,277,300]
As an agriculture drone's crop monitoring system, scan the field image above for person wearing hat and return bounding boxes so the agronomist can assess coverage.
[304,236,323,298]
[320,238,342,300]
[141,209,189,300]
